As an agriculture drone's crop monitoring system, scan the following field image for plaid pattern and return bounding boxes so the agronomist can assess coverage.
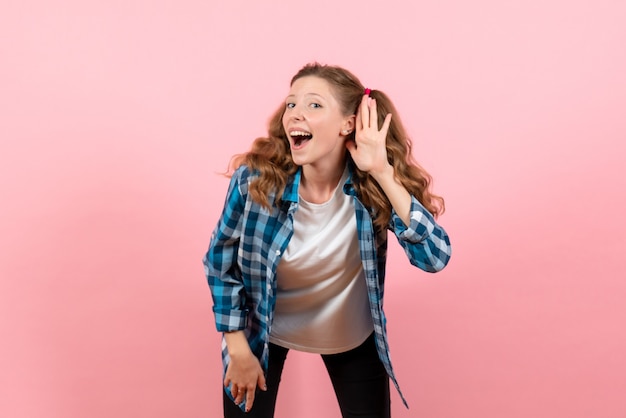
[204,164,451,410]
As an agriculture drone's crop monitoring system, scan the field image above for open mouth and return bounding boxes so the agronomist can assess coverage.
[289,130,313,147]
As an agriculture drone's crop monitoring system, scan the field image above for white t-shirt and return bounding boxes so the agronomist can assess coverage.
[269,170,374,354]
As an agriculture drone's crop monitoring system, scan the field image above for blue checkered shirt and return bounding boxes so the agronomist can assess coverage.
[204,164,451,409]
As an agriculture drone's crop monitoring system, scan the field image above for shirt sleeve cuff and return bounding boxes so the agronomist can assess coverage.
[391,196,436,243]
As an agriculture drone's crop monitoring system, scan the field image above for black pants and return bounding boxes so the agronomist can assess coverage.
[223,333,390,418]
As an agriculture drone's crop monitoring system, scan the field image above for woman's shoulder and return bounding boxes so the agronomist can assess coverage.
[229,164,271,202]
[231,164,260,185]
[231,164,299,208]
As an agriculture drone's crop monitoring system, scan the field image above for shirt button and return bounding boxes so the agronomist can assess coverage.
[275,250,281,255]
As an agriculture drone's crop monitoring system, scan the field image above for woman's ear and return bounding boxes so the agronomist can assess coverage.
[341,115,356,136]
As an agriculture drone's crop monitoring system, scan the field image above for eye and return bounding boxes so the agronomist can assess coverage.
[286,102,295,109]
[309,102,321,109]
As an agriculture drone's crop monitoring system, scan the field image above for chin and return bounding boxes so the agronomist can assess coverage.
[289,150,306,166]
[290,156,306,167]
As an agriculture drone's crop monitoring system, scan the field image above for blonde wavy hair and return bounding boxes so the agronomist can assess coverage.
[228,63,445,230]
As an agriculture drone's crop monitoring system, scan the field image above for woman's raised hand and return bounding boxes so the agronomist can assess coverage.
[346,94,393,177]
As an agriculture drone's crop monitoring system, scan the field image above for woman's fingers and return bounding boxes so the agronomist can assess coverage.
[245,388,256,412]
[230,383,261,412]
[358,94,384,133]
[223,357,267,412]
[369,97,378,130]
[229,385,241,405]
[258,372,267,392]
[380,112,392,138]
[359,94,369,129]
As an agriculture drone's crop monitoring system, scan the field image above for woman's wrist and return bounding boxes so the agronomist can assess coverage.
[224,330,252,358]
[368,163,395,184]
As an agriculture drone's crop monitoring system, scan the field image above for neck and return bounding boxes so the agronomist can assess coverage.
[300,163,345,204]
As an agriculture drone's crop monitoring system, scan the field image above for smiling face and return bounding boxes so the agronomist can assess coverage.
[282,76,354,171]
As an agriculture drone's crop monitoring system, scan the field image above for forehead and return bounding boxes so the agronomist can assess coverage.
[288,76,336,98]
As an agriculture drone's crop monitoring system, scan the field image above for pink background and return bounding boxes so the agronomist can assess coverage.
[1,1,625,417]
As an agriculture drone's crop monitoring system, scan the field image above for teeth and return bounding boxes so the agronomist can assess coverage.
[290,130,311,137]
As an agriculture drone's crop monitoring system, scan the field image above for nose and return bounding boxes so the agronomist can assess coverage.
[287,104,304,121]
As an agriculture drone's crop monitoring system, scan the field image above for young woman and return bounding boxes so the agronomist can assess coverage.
[204,63,451,417]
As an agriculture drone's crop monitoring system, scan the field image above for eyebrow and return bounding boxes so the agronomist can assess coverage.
[286,93,325,99]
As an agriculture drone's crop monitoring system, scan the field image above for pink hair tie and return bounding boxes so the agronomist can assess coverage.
[364,88,371,96]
